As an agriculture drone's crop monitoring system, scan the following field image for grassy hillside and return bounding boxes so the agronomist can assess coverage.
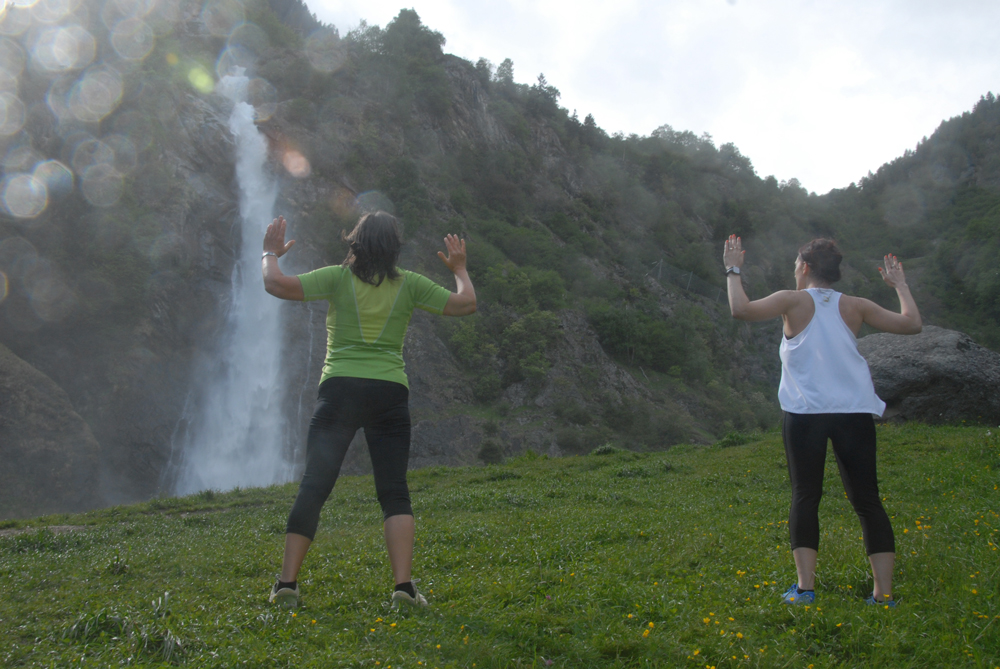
[1,424,997,668]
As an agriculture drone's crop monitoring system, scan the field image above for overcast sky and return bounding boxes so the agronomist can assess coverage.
[306,0,1000,194]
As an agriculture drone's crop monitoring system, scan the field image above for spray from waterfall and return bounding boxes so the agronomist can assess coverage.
[171,71,292,495]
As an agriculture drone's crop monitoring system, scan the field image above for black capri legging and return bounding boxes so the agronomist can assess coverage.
[782,412,895,556]
[286,376,412,540]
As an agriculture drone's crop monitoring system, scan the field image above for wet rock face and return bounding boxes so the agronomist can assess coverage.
[857,326,1000,425]
[0,343,102,520]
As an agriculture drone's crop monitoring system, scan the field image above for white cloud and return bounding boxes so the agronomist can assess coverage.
[308,0,1000,193]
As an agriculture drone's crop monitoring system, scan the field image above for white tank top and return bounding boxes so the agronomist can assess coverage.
[777,288,886,416]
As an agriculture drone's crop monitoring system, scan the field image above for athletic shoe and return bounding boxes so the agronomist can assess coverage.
[269,581,299,609]
[781,583,815,605]
[391,586,429,609]
[865,594,896,608]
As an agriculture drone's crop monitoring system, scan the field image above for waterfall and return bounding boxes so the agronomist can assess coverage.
[171,72,292,495]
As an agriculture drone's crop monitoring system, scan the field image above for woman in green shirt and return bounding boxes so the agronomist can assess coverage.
[261,211,477,609]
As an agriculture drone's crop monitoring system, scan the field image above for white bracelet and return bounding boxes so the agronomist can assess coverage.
[262,251,277,259]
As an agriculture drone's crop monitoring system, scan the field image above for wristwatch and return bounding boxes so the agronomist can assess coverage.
[725,266,741,276]
[262,251,277,259]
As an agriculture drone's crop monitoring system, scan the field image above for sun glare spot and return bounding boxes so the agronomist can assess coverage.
[187,66,214,94]
[1,173,48,218]
[165,52,178,65]
[282,150,310,178]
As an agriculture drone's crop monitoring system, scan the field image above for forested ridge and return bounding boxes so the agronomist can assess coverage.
[1,0,998,515]
[267,6,1000,433]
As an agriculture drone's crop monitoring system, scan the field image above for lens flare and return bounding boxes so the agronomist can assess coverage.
[282,150,310,178]
[215,45,253,79]
[102,133,136,173]
[0,92,25,135]
[2,145,43,172]
[0,4,32,37]
[31,25,96,72]
[188,66,214,93]
[111,17,153,60]
[355,191,395,215]
[31,0,77,24]
[32,159,73,195]
[80,163,122,207]
[201,0,244,38]
[0,235,39,280]
[24,260,76,322]
[246,77,276,120]
[101,0,155,30]
[227,22,268,56]
[0,37,26,75]
[305,28,346,74]
[146,0,180,35]
[68,65,123,122]
[71,136,114,173]
[44,72,74,121]
[2,173,48,218]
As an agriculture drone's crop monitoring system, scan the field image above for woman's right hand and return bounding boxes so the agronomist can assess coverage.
[723,234,745,269]
[264,216,296,257]
[437,234,467,273]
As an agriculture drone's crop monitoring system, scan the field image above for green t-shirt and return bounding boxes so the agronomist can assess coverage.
[297,265,452,388]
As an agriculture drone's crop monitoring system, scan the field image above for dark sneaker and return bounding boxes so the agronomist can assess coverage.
[269,581,299,609]
[781,583,815,605]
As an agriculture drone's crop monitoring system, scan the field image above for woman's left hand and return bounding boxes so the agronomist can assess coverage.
[437,234,467,273]
[878,254,907,288]
[264,216,296,257]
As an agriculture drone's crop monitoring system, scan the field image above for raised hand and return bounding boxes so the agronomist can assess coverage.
[263,216,296,257]
[437,234,467,273]
[878,254,907,288]
[723,234,745,269]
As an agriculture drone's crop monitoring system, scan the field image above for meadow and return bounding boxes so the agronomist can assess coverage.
[1,423,997,668]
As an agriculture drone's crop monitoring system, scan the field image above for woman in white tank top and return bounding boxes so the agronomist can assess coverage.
[724,236,921,607]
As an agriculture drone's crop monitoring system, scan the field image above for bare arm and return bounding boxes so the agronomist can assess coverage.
[851,254,922,334]
[438,234,477,316]
[724,235,810,326]
[262,216,305,301]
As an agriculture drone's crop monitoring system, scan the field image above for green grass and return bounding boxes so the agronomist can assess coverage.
[1,423,998,668]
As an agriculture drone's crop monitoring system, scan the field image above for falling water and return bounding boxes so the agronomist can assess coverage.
[171,71,292,495]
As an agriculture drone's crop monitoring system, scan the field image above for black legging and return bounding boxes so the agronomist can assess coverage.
[782,412,895,555]
[286,377,412,540]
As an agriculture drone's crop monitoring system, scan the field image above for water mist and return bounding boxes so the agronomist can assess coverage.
[170,72,292,495]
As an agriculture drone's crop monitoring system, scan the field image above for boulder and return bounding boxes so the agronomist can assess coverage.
[0,343,103,520]
[857,325,1000,425]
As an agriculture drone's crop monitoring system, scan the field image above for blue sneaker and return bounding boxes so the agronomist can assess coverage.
[865,594,896,608]
[781,583,815,605]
